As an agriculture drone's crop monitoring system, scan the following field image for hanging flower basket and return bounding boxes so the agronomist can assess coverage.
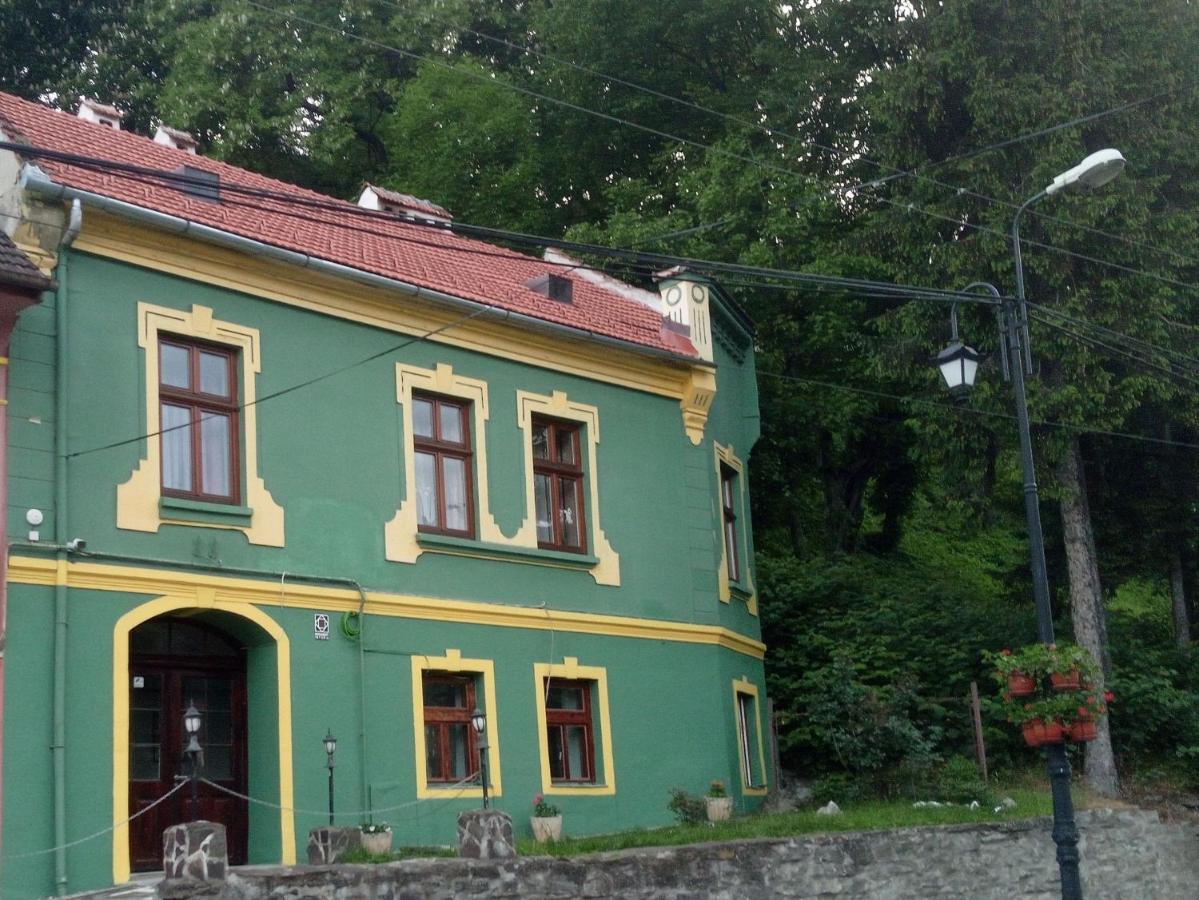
[1022,719,1047,747]
[1050,670,1082,692]
[1069,719,1098,742]
[1007,672,1038,697]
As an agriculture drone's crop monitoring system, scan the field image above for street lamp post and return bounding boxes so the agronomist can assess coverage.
[471,708,490,809]
[324,730,337,825]
[182,701,203,822]
[937,148,1124,900]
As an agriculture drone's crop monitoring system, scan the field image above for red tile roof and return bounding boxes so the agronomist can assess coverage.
[0,93,695,359]
[0,231,53,291]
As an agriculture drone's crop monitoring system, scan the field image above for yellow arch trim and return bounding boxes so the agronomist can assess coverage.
[111,596,296,883]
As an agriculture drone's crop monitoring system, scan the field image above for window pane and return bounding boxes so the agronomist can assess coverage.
[448,723,470,779]
[547,725,565,780]
[425,724,443,780]
[131,709,160,743]
[738,694,757,786]
[413,398,434,438]
[198,351,230,397]
[439,403,463,444]
[200,412,232,497]
[415,452,439,527]
[442,456,468,531]
[424,679,466,708]
[558,477,581,548]
[534,473,553,543]
[161,404,193,491]
[547,685,583,710]
[206,745,232,780]
[566,725,589,781]
[532,422,550,460]
[555,427,576,465]
[206,710,232,744]
[161,343,190,389]
[131,745,160,781]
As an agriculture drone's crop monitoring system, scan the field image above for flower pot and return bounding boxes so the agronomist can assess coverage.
[1069,720,1098,742]
[705,796,733,823]
[359,829,392,855]
[530,815,563,842]
[1041,720,1065,744]
[1050,670,1082,692]
[1007,672,1037,697]
[1021,719,1047,747]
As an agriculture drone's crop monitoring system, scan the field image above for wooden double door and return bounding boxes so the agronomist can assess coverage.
[128,618,249,872]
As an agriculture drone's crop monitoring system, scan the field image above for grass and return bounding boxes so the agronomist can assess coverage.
[516,788,1063,858]
[341,845,457,864]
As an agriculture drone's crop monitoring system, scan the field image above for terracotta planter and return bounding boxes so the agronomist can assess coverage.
[1041,720,1065,744]
[530,815,563,842]
[1069,719,1098,742]
[1021,719,1047,747]
[705,796,733,822]
[359,829,392,855]
[1050,670,1082,692]
[1007,672,1037,697]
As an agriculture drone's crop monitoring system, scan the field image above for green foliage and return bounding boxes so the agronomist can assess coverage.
[666,788,707,825]
[811,773,869,806]
[932,756,995,806]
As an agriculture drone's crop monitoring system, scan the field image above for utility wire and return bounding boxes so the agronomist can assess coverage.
[1028,302,1199,373]
[237,0,1199,294]
[1030,312,1199,390]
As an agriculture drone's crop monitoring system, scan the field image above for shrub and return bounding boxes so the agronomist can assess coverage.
[932,755,995,805]
[810,772,869,806]
[666,788,707,825]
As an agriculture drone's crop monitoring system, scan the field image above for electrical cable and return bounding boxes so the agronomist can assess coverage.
[1028,302,1199,372]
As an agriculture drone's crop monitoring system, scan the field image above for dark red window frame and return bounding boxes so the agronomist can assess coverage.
[544,678,596,784]
[720,464,740,582]
[158,337,240,504]
[422,672,480,784]
[532,417,587,553]
[413,393,475,538]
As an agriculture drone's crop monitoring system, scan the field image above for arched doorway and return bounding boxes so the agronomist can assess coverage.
[127,616,249,871]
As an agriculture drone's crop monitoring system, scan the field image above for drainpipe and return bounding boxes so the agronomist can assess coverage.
[52,199,81,895]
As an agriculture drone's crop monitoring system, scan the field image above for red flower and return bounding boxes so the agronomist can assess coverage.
[1104,691,1115,703]
[1001,648,1012,656]
[533,794,543,805]
[1078,707,1088,717]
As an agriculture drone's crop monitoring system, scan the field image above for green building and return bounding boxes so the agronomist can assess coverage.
[0,92,768,897]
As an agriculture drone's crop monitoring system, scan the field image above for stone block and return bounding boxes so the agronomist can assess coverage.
[307,825,362,864]
[457,808,516,859]
[162,820,227,884]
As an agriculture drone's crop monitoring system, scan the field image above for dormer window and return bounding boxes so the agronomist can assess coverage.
[76,97,123,130]
[357,184,452,224]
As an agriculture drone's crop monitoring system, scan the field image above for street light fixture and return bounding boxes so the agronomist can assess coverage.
[183,701,203,821]
[471,707,490,810]
[324,729,337,825]
[940,148,1124,900]
[934,304,982,402]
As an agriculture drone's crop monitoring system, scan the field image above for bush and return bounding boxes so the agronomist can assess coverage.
[931,755,995,805]
[667,788,707,825]
[810,772,869,806]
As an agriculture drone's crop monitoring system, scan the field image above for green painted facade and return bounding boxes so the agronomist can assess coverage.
[1,244,767,898]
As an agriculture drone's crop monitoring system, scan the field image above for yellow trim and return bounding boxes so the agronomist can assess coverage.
[410,649,503,799]
[714,443,757,616]
[10,556,766,659]
[73,213,715,444]
[0,356,9,364]
[115,302,285,545]
[111,597,296,883]
[516,390,620,586]
[533,657,616,796]
[732,677,768,796]
[385,363,518,563]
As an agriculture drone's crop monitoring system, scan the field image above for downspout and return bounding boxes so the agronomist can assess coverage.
[52,199,81,896]
[355,587,370,815]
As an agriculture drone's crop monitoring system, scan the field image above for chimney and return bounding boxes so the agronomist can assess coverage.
[76,97,123,130]
[357,184,452,225]
[526,273,573,303]
[153,124,198,154]
[656,267,713,362]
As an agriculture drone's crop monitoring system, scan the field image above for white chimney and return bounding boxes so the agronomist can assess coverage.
[153,125,198,154]
[357,184,452,224]
[76,97,123,130]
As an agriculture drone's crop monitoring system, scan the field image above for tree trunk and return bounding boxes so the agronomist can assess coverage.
[1057,438,1119,796]
[1170,547,1191,655]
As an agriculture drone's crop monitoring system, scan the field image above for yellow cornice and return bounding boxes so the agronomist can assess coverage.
[9,555,766,659]
[71,213,708,406]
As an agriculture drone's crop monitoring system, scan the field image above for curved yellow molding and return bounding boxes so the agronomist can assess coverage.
[116,302,285,546]
[409,649,503,800]
[516,390,620,586]
[714,442,757,615]
[533,657,616,796]
[111,595,295,883]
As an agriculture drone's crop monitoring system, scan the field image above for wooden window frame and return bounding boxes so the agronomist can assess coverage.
[720,464,740,583]
[421,672,480,784]
[412,392,475,538]
[532,416,587,554]
[543,677,596,784]
[158,336,240,504]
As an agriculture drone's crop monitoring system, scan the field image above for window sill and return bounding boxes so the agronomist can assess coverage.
[544,781,612,796]
[729,581,754,601]
[417,532,600,569]
[160,496,253,527]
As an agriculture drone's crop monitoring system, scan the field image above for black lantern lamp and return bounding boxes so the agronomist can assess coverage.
[183,701,203,820]
[934,303,982,402]
[471,707,490,810]
[323,729,337,824]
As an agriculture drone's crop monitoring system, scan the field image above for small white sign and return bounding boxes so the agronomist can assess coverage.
[314,613,331,641]
[133,676,145,689]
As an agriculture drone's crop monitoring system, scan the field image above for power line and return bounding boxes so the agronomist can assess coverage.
[1028,302,1199,373]
[238,0,1199,295]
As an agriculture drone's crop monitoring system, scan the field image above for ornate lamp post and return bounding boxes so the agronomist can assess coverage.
[182,701,203,821]
[323,729,337,825]
[471,707,490,809]
[936,148,1125,900]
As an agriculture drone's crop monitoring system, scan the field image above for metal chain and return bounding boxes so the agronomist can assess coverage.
[199,775,480,820]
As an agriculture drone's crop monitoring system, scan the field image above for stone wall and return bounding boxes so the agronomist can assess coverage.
[167,809,1197,899]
